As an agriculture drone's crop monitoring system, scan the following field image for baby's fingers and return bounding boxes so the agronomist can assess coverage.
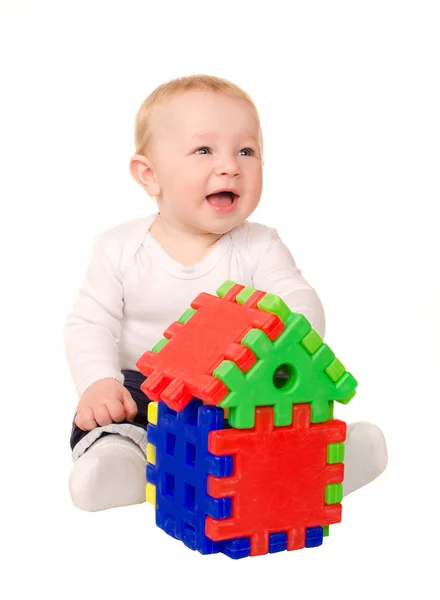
[122,389,138,422]
[107,398,127,423]
[93,403,113,427]
[75,406,97,431]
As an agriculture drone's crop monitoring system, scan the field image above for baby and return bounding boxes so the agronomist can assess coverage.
[65,74,388,512]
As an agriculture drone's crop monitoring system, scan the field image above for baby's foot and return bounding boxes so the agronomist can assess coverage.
[343,422,388,496]
[69,434,146,511]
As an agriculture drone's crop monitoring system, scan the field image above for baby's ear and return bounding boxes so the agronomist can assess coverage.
[129,154,161,197]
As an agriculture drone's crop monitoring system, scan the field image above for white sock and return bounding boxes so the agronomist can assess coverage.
[343,421,388,496]
[69,434,146,512]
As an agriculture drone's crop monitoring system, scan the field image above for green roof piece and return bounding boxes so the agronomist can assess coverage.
[215,312,357,428]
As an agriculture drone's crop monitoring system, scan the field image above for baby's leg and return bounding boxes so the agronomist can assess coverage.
[343,421,388,496]
[69,432,146,512]
[68,370,148,512]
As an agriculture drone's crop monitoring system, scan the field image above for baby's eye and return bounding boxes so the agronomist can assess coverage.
[238,148,254,156]
[195,147,211,155]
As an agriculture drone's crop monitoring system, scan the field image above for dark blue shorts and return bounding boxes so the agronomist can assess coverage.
[70,369,151,451]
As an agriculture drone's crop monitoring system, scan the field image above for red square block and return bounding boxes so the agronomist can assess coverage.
[206,404,346,555]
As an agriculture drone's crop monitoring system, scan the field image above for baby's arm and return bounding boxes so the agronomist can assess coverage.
[64,234,137,429]
[251,228,326,338]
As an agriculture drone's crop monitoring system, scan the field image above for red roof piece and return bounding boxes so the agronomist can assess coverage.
[137,285,285,411]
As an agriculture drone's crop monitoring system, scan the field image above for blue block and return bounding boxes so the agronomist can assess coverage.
[305,527,324,548]
[146,422,157,446]
[269,532,288,553]
[220,537,251,559]
[146,462,157,485]
[149,398,235,555]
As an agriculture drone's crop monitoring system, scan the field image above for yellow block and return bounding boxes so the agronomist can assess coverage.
[148,401,158,425]
[147,443,156,465]
[146,483,156,505]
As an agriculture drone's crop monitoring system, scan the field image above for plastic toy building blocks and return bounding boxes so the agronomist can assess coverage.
[137,281,357,426]
[141,280,358,558]
[146,400,345,558]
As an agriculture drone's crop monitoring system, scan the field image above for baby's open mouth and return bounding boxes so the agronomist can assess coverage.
[205,191,239,208]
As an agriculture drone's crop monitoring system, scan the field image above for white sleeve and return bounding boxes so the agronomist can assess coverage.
[64,235,125,397]
[252,231,326,339]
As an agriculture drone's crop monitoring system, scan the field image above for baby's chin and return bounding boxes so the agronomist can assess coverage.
[202,215,245,236]
[201,203,257,235]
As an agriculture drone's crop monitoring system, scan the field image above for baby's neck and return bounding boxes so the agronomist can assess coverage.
[149,215,223,267]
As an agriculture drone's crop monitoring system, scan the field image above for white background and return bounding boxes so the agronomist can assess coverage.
[1,1,438,598]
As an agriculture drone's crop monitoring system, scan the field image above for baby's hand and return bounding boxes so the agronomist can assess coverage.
[75,378,138,431]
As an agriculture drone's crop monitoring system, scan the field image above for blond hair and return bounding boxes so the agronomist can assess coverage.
[133,74,263,156]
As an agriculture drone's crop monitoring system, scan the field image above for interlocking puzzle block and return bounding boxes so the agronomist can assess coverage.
[137,281,357,425]
[206,403,345,556]
[137,282,284,411]
[146,396,245,556]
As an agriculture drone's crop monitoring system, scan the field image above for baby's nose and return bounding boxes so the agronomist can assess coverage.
[215,156,240,176]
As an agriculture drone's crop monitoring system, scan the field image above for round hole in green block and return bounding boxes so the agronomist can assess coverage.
[273,364,295,389]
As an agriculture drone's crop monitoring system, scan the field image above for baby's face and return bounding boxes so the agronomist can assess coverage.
[148,89,263,235]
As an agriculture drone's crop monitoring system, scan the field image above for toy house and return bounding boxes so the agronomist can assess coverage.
[136,280,357,558]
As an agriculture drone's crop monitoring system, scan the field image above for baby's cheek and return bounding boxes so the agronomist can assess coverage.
[181,176,205,200]
[251,170,263,195]
[246,169,261,190]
